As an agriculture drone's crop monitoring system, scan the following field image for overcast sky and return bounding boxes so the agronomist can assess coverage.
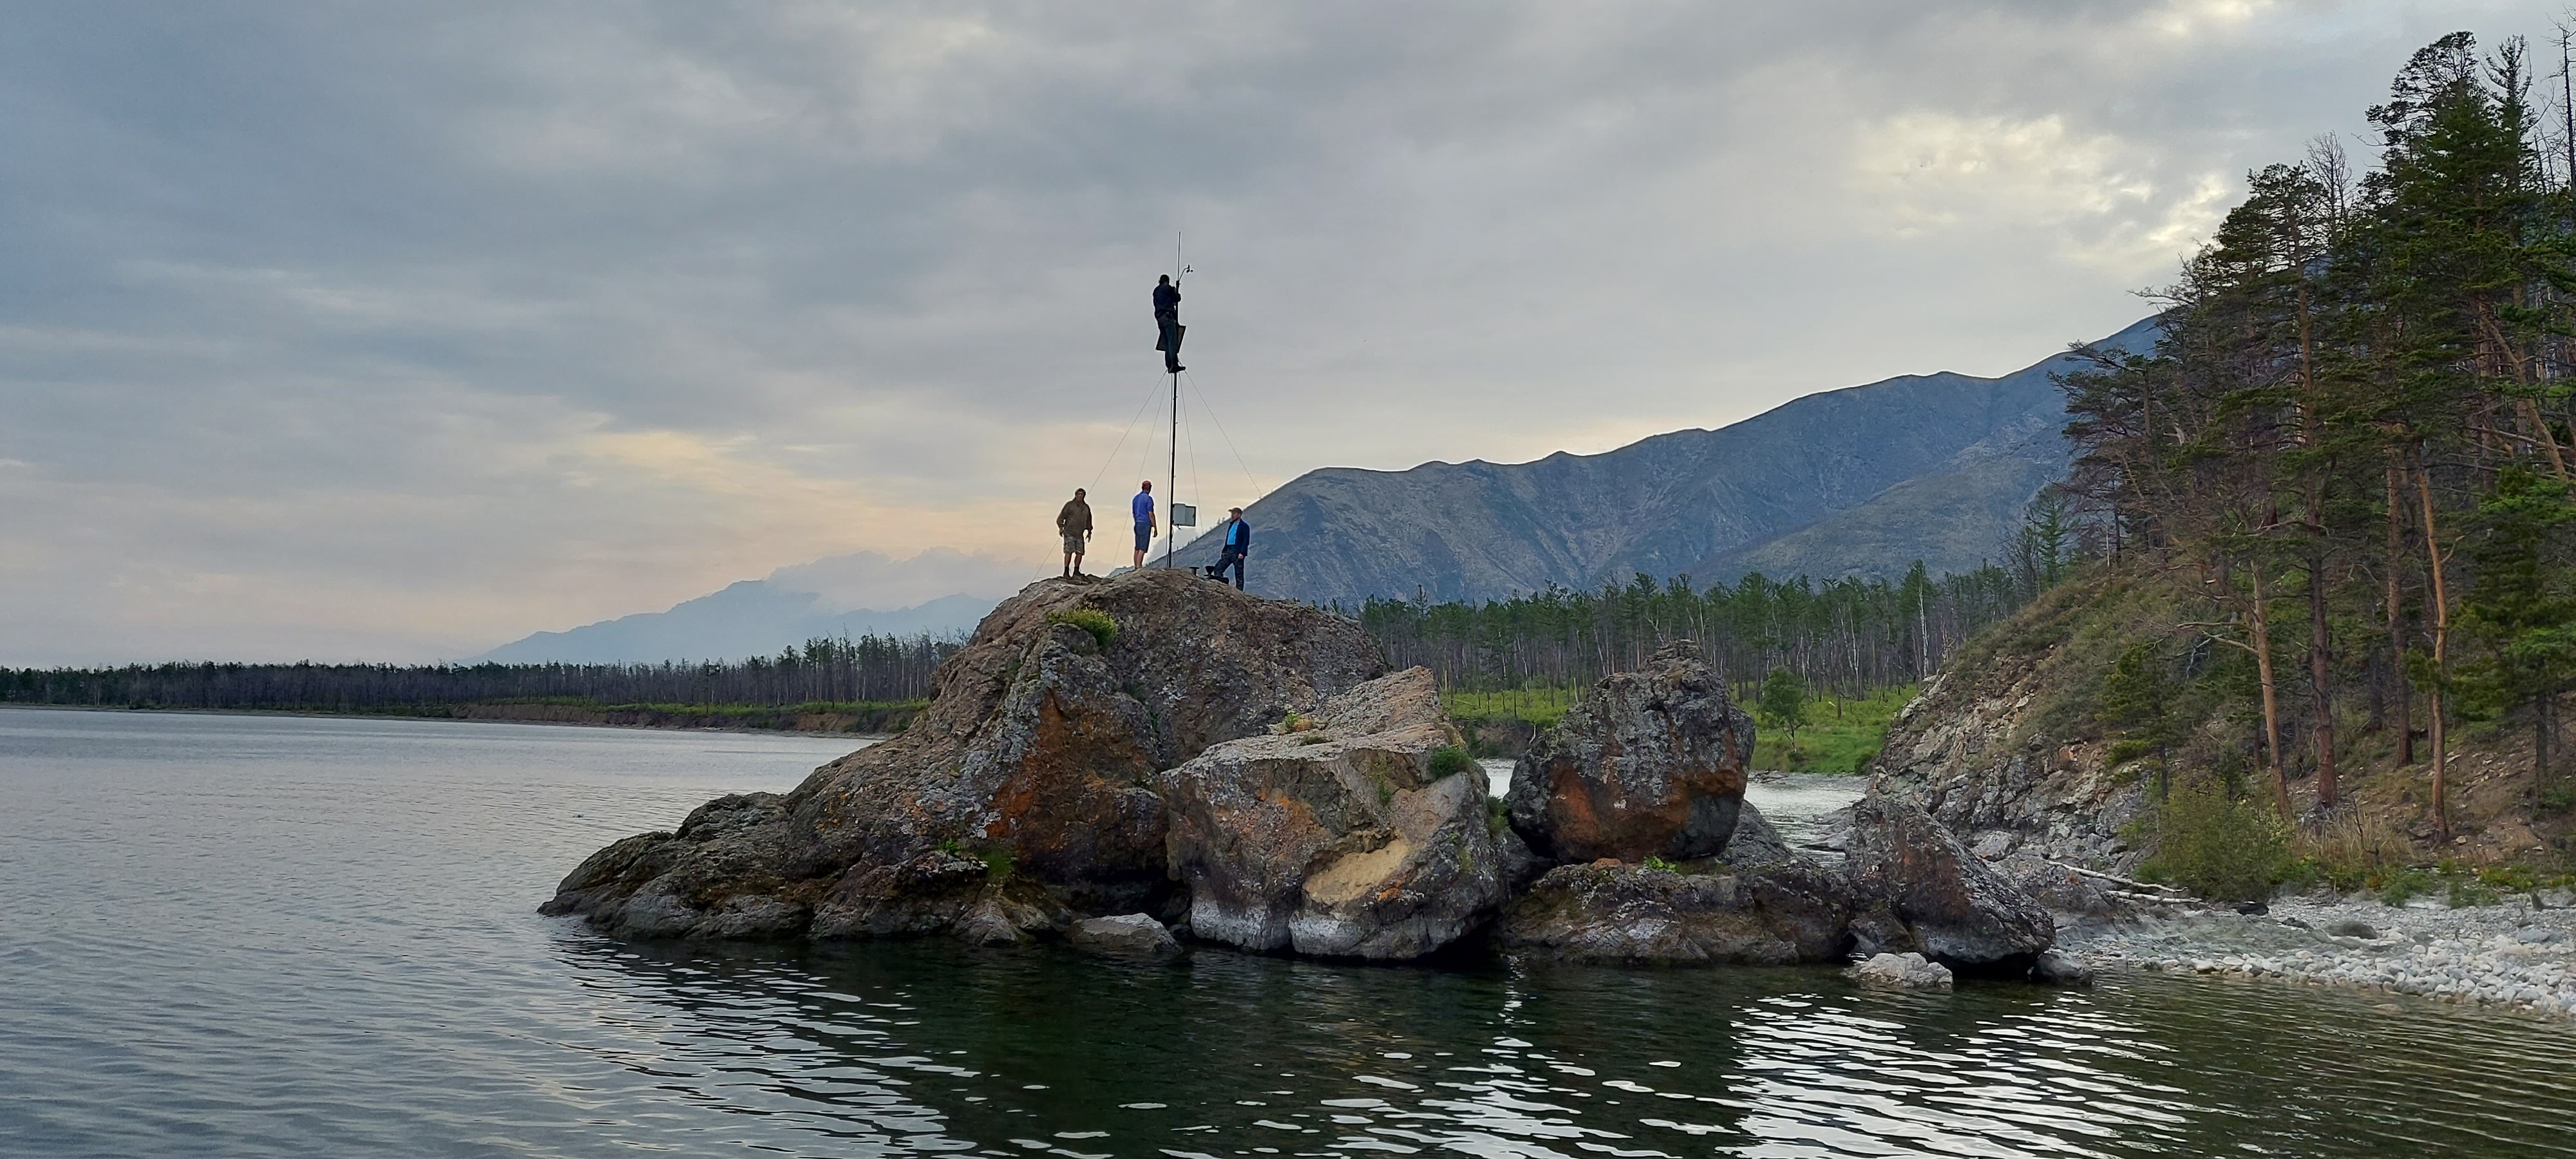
[1,1,2556,664]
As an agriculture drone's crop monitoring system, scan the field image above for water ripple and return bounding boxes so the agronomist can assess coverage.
[5,708,2574,1157]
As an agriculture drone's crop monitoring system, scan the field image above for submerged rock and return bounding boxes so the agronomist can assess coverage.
[1504,641,1754,865]
[1496,856,1851,965]
[1068,913,1184,959]
[543,569,1387,941]
[1161,668,1520,959]
[1849,951,1953,990]
[1844,788,2056,969]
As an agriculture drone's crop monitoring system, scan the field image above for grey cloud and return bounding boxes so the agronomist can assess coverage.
[0,0,2552,663]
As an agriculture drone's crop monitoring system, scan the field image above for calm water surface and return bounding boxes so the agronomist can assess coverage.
[5,708,2572,1158]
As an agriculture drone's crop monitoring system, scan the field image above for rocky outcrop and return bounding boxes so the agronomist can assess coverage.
[1160,668,1520,959]
[1504,641,1753,865]
[543,569,1387,940]
[1496,856,1851,965]
[1870,650,2153,874]
[543,583,2071,977]
[1843,788,2056,968]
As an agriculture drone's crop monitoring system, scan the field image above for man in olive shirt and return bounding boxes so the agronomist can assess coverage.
[1057,487,1094,577]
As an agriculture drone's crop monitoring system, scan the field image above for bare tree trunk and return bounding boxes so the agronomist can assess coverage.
[2248,566,2295,819]
[2387,462,2414,766]
[2416,466,2452,845]
[2309,555,2338,807]
[2520,397,2571,480]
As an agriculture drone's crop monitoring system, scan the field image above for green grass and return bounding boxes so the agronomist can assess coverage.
[1045,607,1119,649]
[1749,683,1918,773]
[1443,681,1918,775]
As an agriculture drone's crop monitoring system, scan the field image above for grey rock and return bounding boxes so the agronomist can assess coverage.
[1497,857,1853,966]
[1505,641,1752,865]
[1969,830,2019,861]
[1844,789,2056,968]
[1718,802,1794,867]
[2325,919,2379,939]
[1161,668,1515,960]
[808,851,1068,942]
[2031,949,2094,986]
[1068,913,1183,959]
[1849,951,1954,990]
[1991,853,2130,923]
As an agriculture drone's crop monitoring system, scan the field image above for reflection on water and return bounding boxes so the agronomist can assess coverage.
[565,938,2576,1158]
[6,709,2575,1158]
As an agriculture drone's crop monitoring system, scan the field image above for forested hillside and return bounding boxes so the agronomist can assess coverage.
[1960,32,2576,883]
[1359,560,2051,702]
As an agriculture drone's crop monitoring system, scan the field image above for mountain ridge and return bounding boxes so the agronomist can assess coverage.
[1175,317,2155,604]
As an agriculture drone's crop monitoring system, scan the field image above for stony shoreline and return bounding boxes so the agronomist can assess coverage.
[2064,890,2576,1021]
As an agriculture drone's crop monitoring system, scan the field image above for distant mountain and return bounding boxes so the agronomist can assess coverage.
[1177,318,2157,604]
[473,548,1026,663]
[471,587,998,664]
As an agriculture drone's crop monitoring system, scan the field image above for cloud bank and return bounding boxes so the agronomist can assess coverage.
[0,1,2548,663]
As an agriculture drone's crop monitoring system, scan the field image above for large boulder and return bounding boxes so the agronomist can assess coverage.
[1495,855,1852,965]
[1504,641,1754,865]
[1842,788,2055,968]
[1160,668,1520,959]
[542,569,1388,939]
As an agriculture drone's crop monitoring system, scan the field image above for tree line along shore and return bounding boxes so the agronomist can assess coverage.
[3,556,2047,759]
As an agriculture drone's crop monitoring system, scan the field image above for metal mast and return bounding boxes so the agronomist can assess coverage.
[1163,232,1182,569]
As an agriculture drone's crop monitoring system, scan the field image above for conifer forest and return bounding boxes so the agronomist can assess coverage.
[2056,32,2576,840]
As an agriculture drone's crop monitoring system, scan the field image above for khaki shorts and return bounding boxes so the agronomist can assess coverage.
[1062,532,1086,554]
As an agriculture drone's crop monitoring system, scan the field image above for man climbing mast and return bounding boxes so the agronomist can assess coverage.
[1153,274,1185,375]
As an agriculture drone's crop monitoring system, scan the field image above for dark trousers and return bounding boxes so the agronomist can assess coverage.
[1214,551,1245,589]
[1156,314,1184,373]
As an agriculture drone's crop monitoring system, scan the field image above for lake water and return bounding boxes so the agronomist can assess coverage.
[6,708,2574,1158]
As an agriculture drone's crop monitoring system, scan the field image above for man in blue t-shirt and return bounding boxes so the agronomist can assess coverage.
[1131,480,1156,569]
[1213,506,1251,590]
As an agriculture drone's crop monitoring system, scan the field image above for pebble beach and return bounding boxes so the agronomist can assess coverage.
[2067,890,2576,1021]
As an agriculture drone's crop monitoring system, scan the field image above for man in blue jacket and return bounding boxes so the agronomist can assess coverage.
[1212,506,1250,590]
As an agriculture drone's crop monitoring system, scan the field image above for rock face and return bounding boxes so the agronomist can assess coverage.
[542,569,1387,940]
[1718,802,1794,868]
[1161,668,1520,959]
[1843,788,2056,968]
[1849,951,1953,990]
[1870,654,2153,876]
[1496,857,1851,965]
[1505,641,1754,865]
